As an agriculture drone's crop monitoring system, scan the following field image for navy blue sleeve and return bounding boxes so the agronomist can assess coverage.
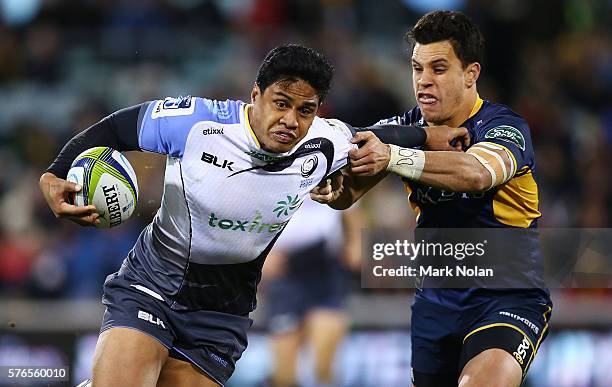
[46,104,142,178]
[356,124,427,148]
[474,115,534,172]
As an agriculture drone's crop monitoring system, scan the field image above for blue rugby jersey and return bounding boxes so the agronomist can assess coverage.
[378,97,551,308]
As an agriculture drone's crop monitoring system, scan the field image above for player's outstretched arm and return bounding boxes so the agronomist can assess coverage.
[350,131,514,192]
[355,124,469,151]
[39,172,100,226]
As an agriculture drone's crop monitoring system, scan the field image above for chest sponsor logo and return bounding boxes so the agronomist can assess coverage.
[201,151,234,171]
[484,125,525,151]
[301,155,318,178]
[208,211,289,233]
[202,127,224,135]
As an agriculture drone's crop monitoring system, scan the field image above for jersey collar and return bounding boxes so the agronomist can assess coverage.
[468,94,484,119]
[243,104,293,159]
[244,104,261,148]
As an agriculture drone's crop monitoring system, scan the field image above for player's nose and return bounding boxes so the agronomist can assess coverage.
[417,69,434,87]
[280,108,299,128]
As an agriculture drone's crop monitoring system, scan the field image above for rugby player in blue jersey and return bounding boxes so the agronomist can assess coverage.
[312,11,553,387]
[39,44,467,386]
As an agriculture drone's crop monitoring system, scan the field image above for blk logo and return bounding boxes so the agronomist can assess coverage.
[137,310,166,329]
[201,151,234,171]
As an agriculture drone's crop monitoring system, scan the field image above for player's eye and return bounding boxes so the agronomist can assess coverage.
[275,100,288,109]
[413,66,423,72]
[299,107,314,116]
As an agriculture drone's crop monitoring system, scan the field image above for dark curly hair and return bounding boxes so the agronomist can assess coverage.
[255,44,334,103]
[406,10,484,68]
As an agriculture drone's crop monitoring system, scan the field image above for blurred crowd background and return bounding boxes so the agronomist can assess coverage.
[1,0,611,299]
[0,0,611,386]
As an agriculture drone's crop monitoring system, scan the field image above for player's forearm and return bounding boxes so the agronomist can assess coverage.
[387,145,491,192]
[46,104,143,178]
[332,172,387,210]
[326,174,358,210]
[421,151,491,191]
[356,124,427,148]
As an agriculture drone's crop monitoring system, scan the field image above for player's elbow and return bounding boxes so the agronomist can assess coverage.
[459,164,490,192]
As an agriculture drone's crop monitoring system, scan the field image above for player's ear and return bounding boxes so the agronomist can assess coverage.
[251,83,261,103]
[465,62,481,88]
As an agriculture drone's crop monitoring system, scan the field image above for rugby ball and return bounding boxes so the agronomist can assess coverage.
[67,147,138,228]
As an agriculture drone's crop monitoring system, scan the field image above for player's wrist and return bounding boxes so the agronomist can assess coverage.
[386,144,425,180]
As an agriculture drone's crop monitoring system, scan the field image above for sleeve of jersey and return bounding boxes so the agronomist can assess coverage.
[473,116,534,177]
[138,96,206,158]
[322,119,358,177]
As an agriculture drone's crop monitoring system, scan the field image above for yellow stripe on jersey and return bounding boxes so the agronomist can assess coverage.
[402,181,421,221]
[469,95,484,118]
[244,104,261,148]
[492,169,541,227]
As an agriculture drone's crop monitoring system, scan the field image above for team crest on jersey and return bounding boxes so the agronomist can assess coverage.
[484,125,525,151]
[301,155,318,178]
[151,96,195,118]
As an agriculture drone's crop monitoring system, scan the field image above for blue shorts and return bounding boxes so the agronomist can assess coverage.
[100,272,252,386]
[265,241,348,334]
[411,292,552,381]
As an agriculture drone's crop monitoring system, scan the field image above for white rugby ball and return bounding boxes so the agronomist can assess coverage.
[67,147,138,228]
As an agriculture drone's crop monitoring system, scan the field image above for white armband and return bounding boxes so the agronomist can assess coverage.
[386,144,425,181]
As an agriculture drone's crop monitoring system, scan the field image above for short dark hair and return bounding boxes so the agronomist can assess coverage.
[255,44,334,103]
[406,10,484,68]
